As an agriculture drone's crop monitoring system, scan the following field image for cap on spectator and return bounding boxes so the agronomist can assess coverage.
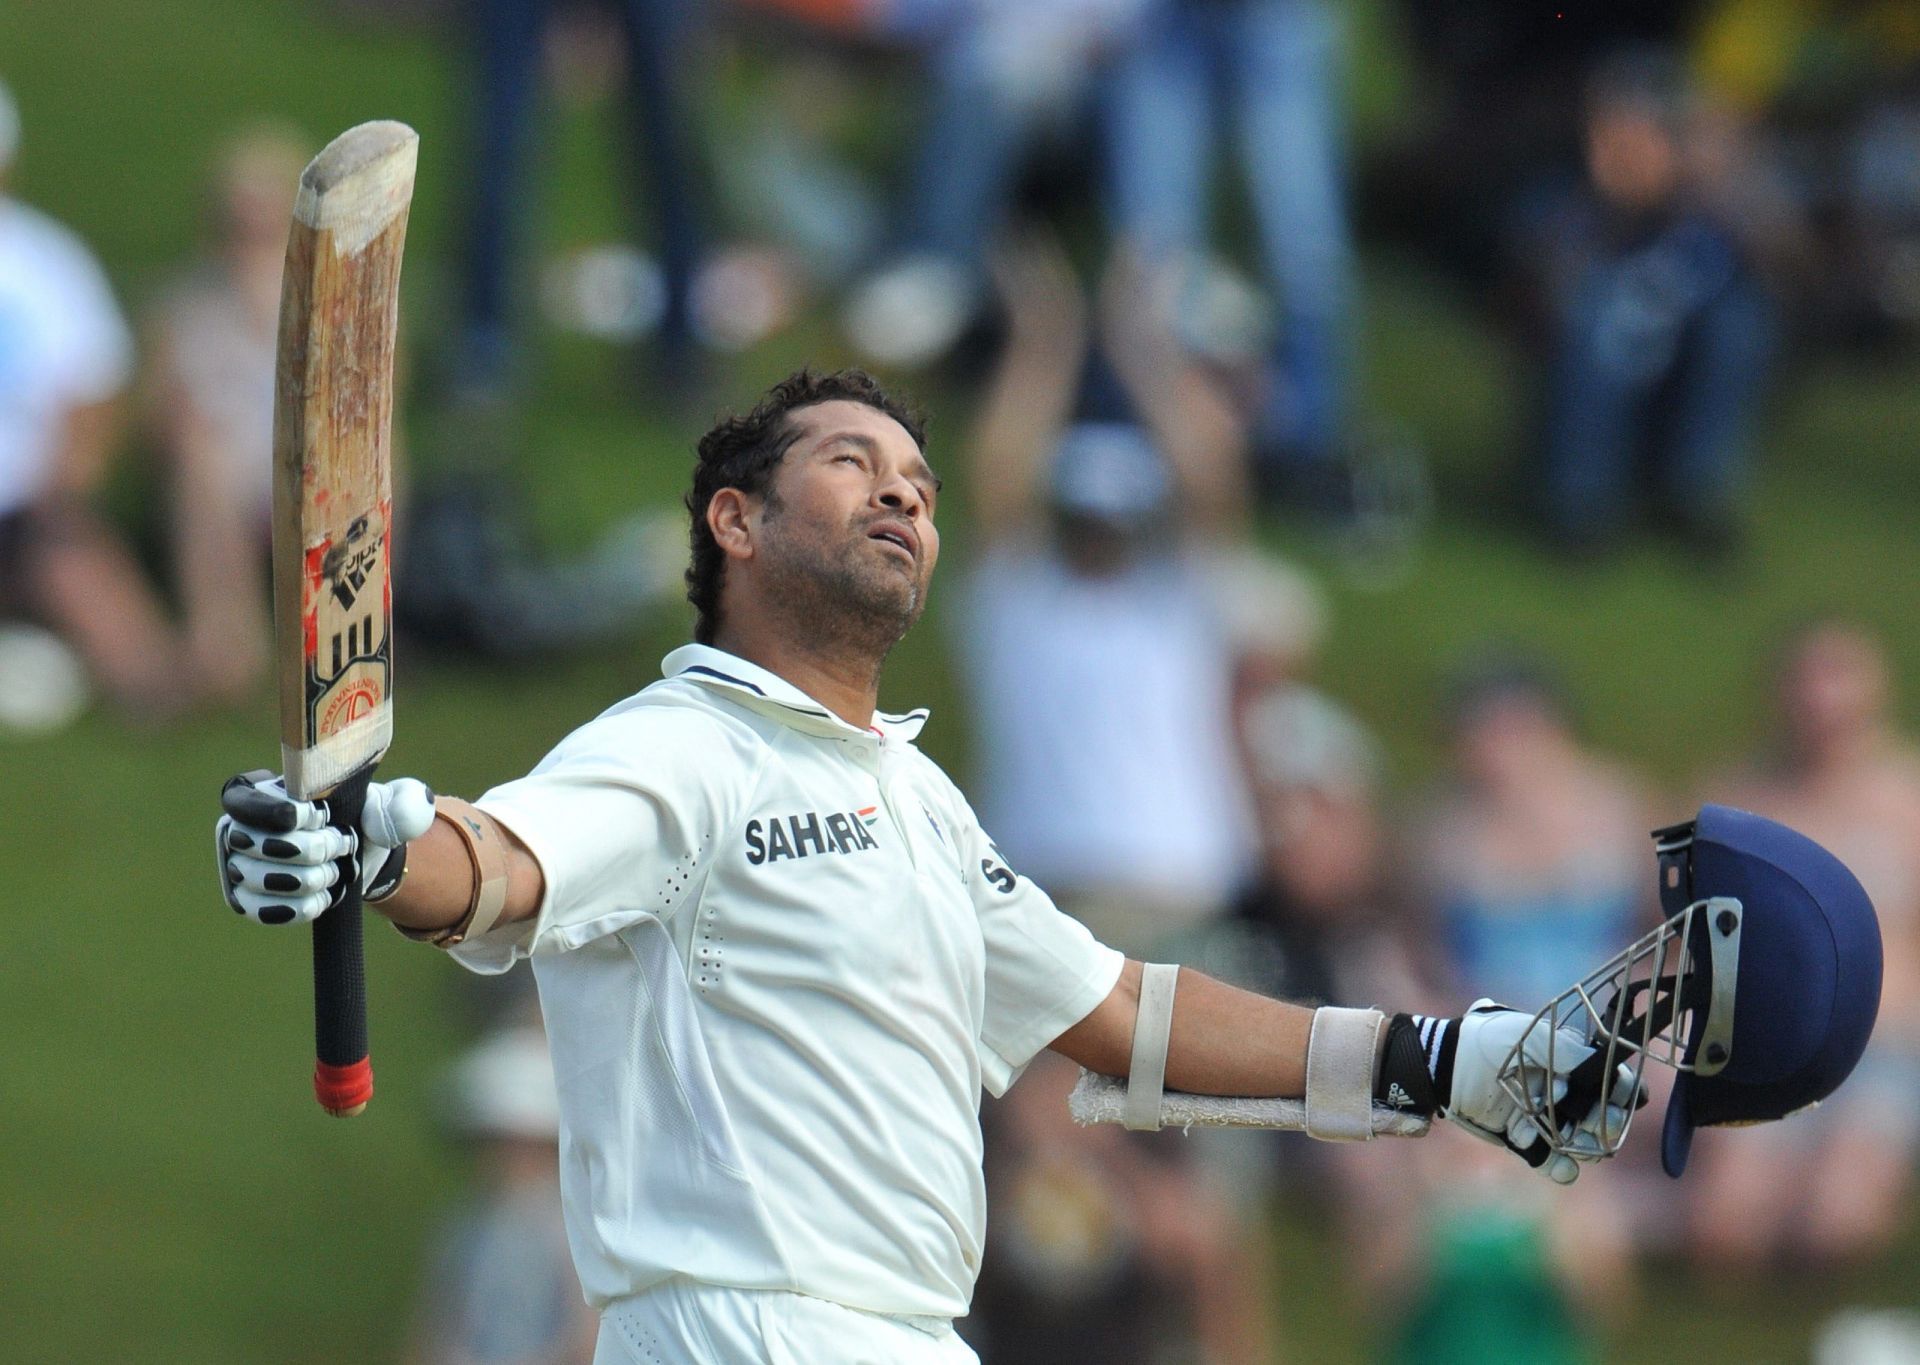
[444,1028,561,1141]
[0,81,19,173]
[1244,684,1380,797]
[1048,421,1171,527]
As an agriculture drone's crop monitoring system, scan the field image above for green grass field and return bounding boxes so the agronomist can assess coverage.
[4,3,1918,1361]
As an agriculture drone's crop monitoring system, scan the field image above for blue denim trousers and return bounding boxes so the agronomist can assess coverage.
[462,0,702,385]
[1103,0,1355,464]
[1540,216,1775,540]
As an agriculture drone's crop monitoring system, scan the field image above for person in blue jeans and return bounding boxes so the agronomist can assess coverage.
[1521,51,1776,558]
[459,0,703,396]
[1102,0,1355,493]
[842,0,1139,369]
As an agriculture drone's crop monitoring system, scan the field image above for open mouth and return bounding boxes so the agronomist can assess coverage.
[868,524,917,560]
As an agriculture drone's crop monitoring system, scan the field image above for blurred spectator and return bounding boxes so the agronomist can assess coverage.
[1206,680,1430,1274]
[1225,684,1399,1010]
[1693,0,1920,348]
[0,78,185,723]
[146,126,306,705]
[1103,0,1358,500]
[1687,619,1920,1270]
[1512,51,1777,558]
[1366,653,1657,1359]
[955,232,1258,958]
[1408,653,1657,1011]
[407,1027,595,1365]
[954,232,1279,1362]
[702,5,894,293]
[843,0,1145,367]
[1367,0,1701,287]
[1384,1177,1601,1365]
[455,0,703,397]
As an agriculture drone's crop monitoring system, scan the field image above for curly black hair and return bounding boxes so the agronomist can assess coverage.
[685,368,926,645]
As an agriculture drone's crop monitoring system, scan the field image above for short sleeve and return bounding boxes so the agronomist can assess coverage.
[948,790,1124,1095]
[452,700,763,974]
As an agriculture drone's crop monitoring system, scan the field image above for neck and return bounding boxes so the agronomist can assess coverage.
[711,622,883,730]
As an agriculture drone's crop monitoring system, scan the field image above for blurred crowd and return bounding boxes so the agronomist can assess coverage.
[5,0,1920,1359]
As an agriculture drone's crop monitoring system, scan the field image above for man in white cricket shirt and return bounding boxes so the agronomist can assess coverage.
[216,370,1636,1363]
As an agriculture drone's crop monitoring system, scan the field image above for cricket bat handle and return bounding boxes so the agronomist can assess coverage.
[313,765,374,1116]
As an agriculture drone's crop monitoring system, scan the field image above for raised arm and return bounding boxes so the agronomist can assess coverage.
[964,232,1088,542]
[1095,247,1252,539]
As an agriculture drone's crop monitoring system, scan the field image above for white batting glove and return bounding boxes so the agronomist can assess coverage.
[217,770,436,925]
[1443,1000,1643,1184]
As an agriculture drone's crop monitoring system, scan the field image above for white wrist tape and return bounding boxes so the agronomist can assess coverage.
[1122,963,1180,1131]
[1305,1006,1387,1141]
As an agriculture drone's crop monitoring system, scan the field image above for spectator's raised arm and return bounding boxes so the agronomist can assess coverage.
[1097,245,1251,540]
[963,231,1087,543]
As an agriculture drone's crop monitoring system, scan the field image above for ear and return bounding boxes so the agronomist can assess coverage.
[707,487,757,564]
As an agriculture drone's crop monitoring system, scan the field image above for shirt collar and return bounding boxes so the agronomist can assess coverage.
[662,644,929,743]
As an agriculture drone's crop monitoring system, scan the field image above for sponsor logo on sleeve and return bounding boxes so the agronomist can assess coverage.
[980,844,1017,894]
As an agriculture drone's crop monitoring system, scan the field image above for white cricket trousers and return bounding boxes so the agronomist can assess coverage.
[594,1279,980,1364]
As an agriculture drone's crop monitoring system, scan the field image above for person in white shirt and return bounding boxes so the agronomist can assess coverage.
[0,77,184,718]
[217,369,1631,1363]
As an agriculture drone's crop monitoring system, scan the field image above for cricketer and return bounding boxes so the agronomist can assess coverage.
[218,369,1675,1362]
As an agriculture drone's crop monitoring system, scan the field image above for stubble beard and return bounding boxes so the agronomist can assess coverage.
[759,494,928,665]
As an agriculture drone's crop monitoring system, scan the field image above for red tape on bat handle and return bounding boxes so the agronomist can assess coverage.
[313,765,374,1115]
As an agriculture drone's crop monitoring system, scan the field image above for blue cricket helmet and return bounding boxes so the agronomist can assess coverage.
[1656,805,1883,1177]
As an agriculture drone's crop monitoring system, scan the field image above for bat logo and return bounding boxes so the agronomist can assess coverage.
[323,515,381,611]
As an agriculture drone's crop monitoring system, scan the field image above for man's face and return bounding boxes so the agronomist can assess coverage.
[750,400,941,651]
[1780,626,1887,753]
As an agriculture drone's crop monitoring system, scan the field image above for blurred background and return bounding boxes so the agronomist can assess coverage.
[3,0,1919,1360]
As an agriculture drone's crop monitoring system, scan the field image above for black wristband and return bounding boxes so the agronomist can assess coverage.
[363,842,407,904]
[1373,1013,1459,1117]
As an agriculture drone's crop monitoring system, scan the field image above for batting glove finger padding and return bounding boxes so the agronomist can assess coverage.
[223,819,357,865]
[226,851,343,896]
[227,880,336,926]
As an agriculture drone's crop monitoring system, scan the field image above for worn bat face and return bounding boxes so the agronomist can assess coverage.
[302,502,391,745]
[271,122,415,800]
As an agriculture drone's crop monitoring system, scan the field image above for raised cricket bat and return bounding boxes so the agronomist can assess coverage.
[271,121,417,1117]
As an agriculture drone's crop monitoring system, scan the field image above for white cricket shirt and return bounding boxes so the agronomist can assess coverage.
[459,645,1125,1321]
[0,199,134,517]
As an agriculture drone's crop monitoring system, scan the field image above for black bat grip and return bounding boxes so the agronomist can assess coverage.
[312,765,373,1115]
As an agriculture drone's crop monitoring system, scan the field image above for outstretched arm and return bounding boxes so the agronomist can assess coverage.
[1051,958,1313,1098]
[1052,959,1643,1184]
